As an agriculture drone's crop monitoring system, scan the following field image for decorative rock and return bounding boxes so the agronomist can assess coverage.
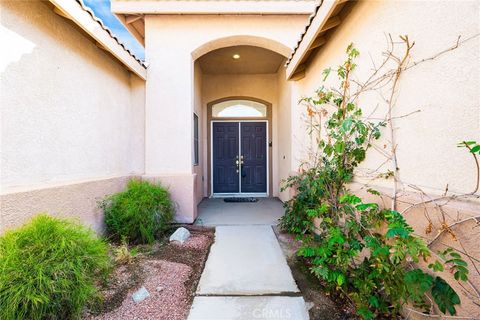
[305,301,315,311]
[132,286,150,303]
[169,227,191,244]
[156,286,164,292]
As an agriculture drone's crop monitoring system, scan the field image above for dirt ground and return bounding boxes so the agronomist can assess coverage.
[83,226,215,320]
[274,226,358,320]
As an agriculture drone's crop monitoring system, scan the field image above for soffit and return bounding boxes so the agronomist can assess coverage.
[198,46,285,74]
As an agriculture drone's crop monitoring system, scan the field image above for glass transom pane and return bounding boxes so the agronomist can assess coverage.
[212,100,267,118]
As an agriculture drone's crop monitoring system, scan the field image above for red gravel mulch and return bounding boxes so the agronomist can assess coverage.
[84,226,215,320]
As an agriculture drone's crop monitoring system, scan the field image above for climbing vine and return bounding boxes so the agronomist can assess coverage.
[281,41,477,319]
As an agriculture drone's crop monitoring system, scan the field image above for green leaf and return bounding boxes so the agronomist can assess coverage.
[357,307,374,320]
[367,188,380,196]
[386,227,410,239]
[368,295,380,308]
[404,269,434,303]
[324,144,333,156]
[448,251,462,259]
[318,203,330,214]
[339,194,362,204]
[342,118,353,132]
[322,67,332,81]
[306,209,318,218]
[428,260,444,272]
[356,203,379,211]
[431,277,460,315]
[334,141,345,153]
[470,145,480,153]
[446,258,467,267]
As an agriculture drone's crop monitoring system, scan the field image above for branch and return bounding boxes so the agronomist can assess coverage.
[406,34,480,71]
[428,216,480,246]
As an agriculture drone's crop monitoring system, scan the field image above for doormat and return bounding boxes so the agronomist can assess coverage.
[223,197,258,203]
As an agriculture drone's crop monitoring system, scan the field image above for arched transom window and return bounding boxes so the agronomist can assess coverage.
[212,99,267,118]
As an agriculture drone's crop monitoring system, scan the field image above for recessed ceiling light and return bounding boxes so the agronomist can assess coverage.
[232,54,240,59]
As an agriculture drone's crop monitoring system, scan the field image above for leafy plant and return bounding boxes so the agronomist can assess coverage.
[281,44,468,318]
[113,239,139,265]
[101,179,174,244]
[458,140,480,155]
[0,214,111,320]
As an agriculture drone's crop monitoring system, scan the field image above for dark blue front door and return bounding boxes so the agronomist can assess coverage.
[212,121,267,194]
[212,122,240,193]
[240,122,267,193]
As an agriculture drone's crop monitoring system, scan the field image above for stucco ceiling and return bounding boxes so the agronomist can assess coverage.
[197,46,285,74]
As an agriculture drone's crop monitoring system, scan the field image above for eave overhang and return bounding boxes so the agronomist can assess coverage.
[49,0,147,80]
[111,0,317,46]
[111,0,317,15]
[286,0,352,80]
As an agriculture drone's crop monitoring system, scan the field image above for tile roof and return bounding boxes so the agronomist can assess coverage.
[76,0,146,68]
[286,0,322,66]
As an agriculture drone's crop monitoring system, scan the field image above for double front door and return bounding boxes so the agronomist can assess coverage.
[212,121,267,195]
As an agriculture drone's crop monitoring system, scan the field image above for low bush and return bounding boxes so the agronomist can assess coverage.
[101,179,174,244]
[0,214,111,320]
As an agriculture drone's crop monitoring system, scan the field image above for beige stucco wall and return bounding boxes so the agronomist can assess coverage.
[293,0,480,196]
[144,14,306,173]
[193,61,204,205]
[276,66,295,202]
[290,0,480,317]
[0,0,145,232]
[144,14,307,220]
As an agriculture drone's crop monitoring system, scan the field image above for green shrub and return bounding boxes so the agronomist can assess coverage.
[0,214,111,320]
[101,179,174,244]
[282,44,467,319]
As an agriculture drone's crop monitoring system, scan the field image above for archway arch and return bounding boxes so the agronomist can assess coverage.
[192,35,292,60]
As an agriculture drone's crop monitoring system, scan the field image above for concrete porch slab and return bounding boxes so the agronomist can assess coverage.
[195,198,284,226]
[188,296,309,320]
[196,225,299,295]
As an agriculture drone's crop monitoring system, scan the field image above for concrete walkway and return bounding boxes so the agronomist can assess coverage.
[188,200,309,320]
[195,198,284,226]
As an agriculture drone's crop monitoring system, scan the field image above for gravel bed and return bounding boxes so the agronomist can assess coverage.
[89,260,192,320]
[84,227,215,320]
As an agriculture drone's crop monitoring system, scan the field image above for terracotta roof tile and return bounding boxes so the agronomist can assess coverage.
[286,0,322,66]
[76,0,146,68]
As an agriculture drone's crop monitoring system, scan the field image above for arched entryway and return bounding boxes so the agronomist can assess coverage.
[206,97,273,197]
[193,41,291,200]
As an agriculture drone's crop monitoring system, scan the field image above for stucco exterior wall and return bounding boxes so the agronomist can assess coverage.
[276,66,294,202]
[293,0,479,196]
[290,0,480,317]
[143,14,307,221]
[0,0,145,232]
[193,62,204,205]
[144,14,307,173]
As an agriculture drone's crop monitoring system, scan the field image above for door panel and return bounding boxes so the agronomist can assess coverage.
[240,122,267,193]
[212,122,239,193]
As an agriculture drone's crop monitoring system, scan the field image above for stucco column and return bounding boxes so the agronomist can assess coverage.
[144,21,197,223]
